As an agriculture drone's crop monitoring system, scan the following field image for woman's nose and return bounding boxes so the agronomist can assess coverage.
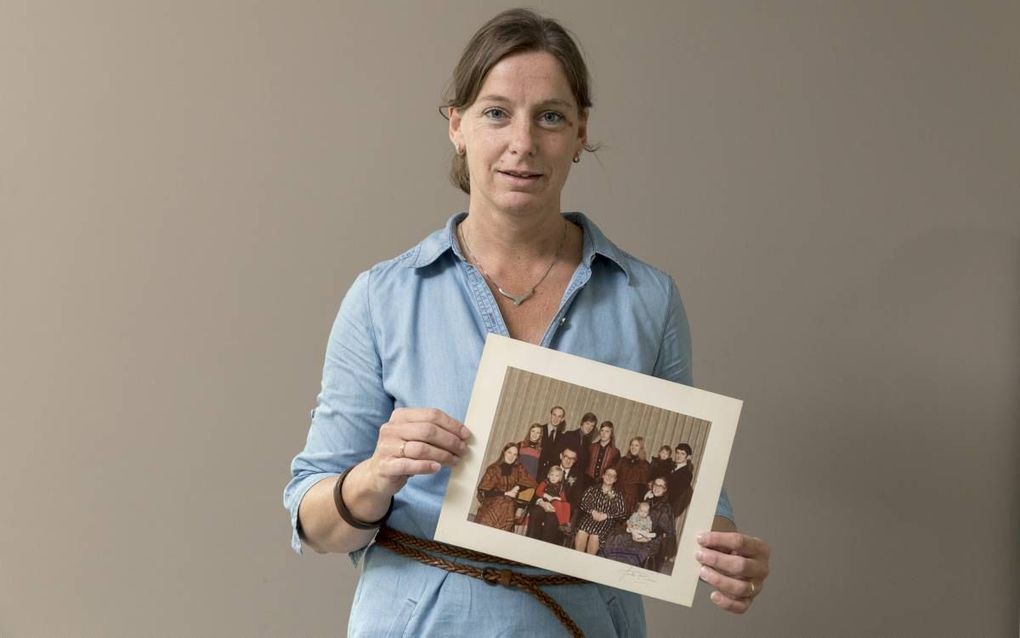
[508,118,537,156]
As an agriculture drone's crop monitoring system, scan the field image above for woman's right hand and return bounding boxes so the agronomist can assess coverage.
[366,407,470,496]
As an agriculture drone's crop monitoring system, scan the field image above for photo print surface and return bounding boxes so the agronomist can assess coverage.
[468,367,711,577]
[436,334,741,605]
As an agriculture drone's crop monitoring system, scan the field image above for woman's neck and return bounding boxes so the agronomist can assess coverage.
[459,208,571,264]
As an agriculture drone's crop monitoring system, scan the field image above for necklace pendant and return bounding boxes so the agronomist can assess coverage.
[498,287,535,307]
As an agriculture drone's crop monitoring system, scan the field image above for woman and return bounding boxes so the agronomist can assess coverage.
[284,9,770,636]
[574,467,627,555]
[585,421,621,483]
[648,444,673,484]
[616,436,651,512]
[517,422,544,481]
[603,477,677,571]
[475,442,537,530]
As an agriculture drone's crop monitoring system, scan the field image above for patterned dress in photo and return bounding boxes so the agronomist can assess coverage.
[575,484,626,538]
[474,462,536,531]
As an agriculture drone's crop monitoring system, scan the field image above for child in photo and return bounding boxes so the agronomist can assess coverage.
[626,500,656,543]
[526,465,571,543]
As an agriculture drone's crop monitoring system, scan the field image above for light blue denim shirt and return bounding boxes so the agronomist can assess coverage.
[284,212,734,637]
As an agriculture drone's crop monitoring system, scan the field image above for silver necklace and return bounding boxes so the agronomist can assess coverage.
[458,220,567,307]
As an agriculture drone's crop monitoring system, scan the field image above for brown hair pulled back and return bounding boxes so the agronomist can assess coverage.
[443,8,595,194]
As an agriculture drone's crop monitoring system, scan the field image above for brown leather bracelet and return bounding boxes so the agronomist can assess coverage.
[333,464,394,530]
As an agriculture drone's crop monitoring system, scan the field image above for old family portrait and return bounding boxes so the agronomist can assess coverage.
[468,367,711,576]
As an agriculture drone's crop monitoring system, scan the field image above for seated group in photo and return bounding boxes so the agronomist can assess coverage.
[473,405,697,573]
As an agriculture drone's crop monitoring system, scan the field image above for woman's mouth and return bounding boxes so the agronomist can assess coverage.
[498,169,543,185]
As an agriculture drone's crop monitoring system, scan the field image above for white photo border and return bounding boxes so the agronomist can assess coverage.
[435,334,742,606]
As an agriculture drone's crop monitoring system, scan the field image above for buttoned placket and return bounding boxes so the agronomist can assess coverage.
[450,221,596,348]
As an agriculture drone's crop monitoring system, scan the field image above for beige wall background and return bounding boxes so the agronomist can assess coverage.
[1,1,1016,636]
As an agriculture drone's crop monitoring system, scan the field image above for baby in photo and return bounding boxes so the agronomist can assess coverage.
[626,500,656,543]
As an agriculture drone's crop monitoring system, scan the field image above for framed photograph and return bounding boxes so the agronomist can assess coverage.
[436,334,742,606]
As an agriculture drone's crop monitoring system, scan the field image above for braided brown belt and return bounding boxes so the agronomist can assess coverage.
[374,526,587,638]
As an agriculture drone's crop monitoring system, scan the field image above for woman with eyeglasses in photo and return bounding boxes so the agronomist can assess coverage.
[574,467,627,555]
[603,477,677,572]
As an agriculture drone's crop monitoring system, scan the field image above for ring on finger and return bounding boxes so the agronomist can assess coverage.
[748,581,757,597]
[398,442,407,458]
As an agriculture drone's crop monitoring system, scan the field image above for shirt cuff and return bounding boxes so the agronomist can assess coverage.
[283,472,338,555]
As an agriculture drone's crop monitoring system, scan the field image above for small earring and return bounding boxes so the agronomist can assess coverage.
[456,145,465,156]
[572,153,581,163]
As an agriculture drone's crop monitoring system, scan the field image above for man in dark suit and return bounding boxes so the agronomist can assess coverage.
[556,446,585,508]
[666,443,694,519]
[555,411,598,474]
[526,446,583,544]
[536,405,566,478]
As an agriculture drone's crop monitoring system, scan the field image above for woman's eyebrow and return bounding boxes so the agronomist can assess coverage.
[476,94,574,109]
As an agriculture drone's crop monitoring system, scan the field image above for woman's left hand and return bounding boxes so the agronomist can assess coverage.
[695,531,771,614]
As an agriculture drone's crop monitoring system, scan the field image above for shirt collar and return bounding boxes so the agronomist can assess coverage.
[405,211,633,281]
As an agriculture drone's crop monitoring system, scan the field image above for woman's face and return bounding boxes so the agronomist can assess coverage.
[448,50,587,218]
[503,445,519,464]
[580,420,595,435]
[651,479,667,496]
[599,425,612,443]
[602,468,617,485]
[529,425,543,443]
[629,439,641,456]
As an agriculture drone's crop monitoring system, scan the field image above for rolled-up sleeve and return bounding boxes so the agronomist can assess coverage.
[653,276,736,524]
[283,269,395,554]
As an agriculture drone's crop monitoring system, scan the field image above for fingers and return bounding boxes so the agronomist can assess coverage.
[707,588,753,614]
[697,531,771,560]
[378,457,442,478]
[699,564,758,600]
[695,531,770,615]
[699,560,761,615]
[374,438,455,478]
[389,409,470,453]
[695,546,768,581]
[390,407,471,440]
[373,408,472,480]
[402,438,460,465]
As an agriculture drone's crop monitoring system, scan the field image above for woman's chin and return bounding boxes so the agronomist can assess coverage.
[486,190,557,216]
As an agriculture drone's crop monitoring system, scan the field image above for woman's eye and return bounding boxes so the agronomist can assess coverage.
[540,111,565,125]
[483,108,507,120]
